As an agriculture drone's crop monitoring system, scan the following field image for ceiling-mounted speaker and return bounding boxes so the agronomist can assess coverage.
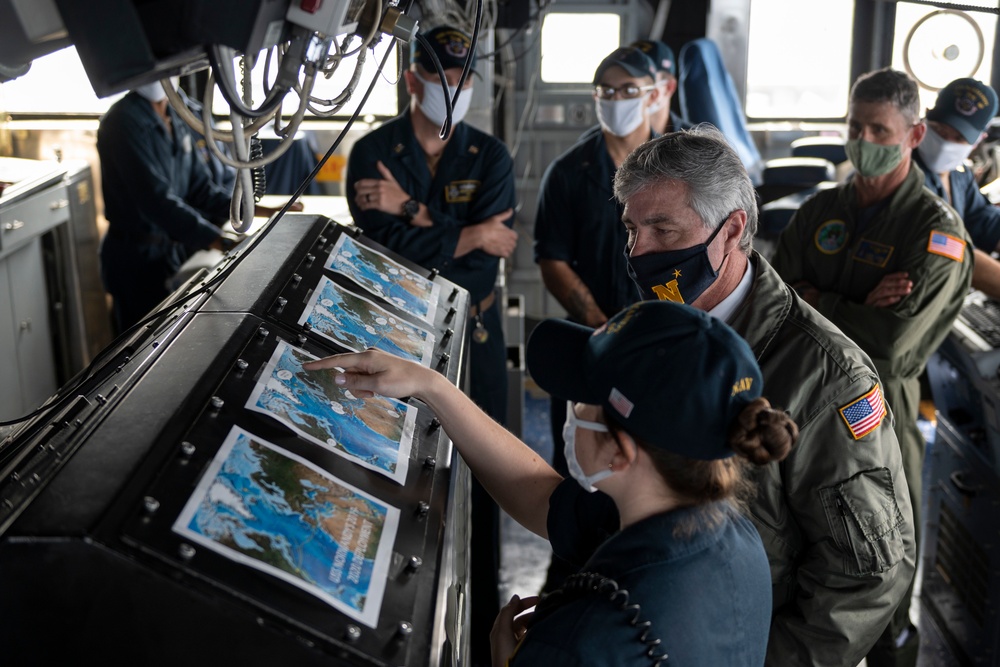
[902,9,984,91]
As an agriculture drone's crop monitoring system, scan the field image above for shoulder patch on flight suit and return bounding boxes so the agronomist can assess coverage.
[926,231,965,262]
[838,384,887,440]
[445,180,480,203]
[814,220,848,254]
[853,239,894,268]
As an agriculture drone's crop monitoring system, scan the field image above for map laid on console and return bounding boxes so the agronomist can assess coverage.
[326,234,440,322]
[246,340,416,483]
[300,276,435,366]
[173,426,400,628]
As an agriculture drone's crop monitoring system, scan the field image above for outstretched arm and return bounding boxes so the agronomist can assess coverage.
[303,350,562,538]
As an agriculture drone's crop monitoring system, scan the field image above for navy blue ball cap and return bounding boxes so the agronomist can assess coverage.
[411,25,477,74]
[526,301,763,461]
[928,78,999,144]
[593,46,658,85]
[630,39,675,76]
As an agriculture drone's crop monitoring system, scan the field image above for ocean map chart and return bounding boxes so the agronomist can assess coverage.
[246,340,416,483]
[173,426,400,628]
[299,276,435,366]
[325,234,440,322]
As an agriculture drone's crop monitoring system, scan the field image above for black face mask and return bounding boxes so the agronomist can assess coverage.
[625,218,728,304]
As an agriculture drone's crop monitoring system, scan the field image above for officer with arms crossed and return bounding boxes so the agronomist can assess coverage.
[345,24,516,667]
[771,68,974,667]
[613,125,915,666]
[305,299,798,666]
[915,77,1000,298]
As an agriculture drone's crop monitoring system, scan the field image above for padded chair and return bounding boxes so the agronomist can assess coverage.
[678,38,764,184]
[790,136,848,165]
[757,156,836,205]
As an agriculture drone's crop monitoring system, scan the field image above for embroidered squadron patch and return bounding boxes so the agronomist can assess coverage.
[838,384,887,440]
[853,239,894,267]
[445,180,480,203]
[814,220,848,255]
[927,231,965,262]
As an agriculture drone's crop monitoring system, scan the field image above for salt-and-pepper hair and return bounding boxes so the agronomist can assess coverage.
[849,67,921,126]
[613,124,759,253]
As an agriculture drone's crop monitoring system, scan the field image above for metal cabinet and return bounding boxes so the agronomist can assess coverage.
[0,238,58,420]
[0,160,108,423]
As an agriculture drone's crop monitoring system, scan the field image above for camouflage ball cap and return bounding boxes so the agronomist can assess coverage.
[526,300,763,460]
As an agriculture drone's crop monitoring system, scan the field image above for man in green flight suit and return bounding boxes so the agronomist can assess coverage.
[771,67,974,667]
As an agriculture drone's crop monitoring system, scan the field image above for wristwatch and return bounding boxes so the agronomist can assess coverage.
[402,198,420,221]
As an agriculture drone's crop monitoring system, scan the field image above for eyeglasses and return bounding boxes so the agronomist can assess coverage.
[593,84,656,100]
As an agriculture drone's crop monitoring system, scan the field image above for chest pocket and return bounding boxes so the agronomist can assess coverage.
[820,467,905,576]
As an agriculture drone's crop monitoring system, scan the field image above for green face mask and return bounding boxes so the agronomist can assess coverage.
[845,138,903,177]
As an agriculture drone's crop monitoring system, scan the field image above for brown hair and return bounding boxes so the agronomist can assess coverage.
[604,397,797,534]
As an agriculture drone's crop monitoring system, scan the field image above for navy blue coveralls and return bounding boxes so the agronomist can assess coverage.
[916,150,1000,252]
[347,108,516,666]
[98,92,230,332]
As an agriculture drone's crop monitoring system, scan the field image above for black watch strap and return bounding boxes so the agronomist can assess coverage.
[402,199,420,221]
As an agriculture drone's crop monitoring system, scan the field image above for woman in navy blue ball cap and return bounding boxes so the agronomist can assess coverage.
[304,300,797,666]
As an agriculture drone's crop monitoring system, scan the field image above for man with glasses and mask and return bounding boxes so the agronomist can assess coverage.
[602,124,915,665]
[346,24,516,667]
[532,46,659,591]
[771,68,973,667]
[915,77,1000,299]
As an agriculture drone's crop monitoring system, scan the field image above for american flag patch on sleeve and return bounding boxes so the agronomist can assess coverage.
[927,231,965,262]
[838,384,887,440]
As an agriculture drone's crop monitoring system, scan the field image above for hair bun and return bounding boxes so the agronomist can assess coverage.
[728,397,798,464]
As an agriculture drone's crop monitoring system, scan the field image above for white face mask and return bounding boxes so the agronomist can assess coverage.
[596,96,647,138]
[563,401,613,493]
[645,82,669,116]
[416,72,473,127]
[134,76,180,103]
[918,124,975,174]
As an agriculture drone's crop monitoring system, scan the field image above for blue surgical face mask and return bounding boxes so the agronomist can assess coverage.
[626,217,727,304]
[563,402,613,493]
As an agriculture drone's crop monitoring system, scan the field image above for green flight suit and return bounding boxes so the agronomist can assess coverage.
[729,253,915,666]
[770,163,973,655]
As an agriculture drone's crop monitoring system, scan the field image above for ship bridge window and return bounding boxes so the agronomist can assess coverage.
[746,0,854,120]
[0,46,124,115]
[540,12,621,84]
